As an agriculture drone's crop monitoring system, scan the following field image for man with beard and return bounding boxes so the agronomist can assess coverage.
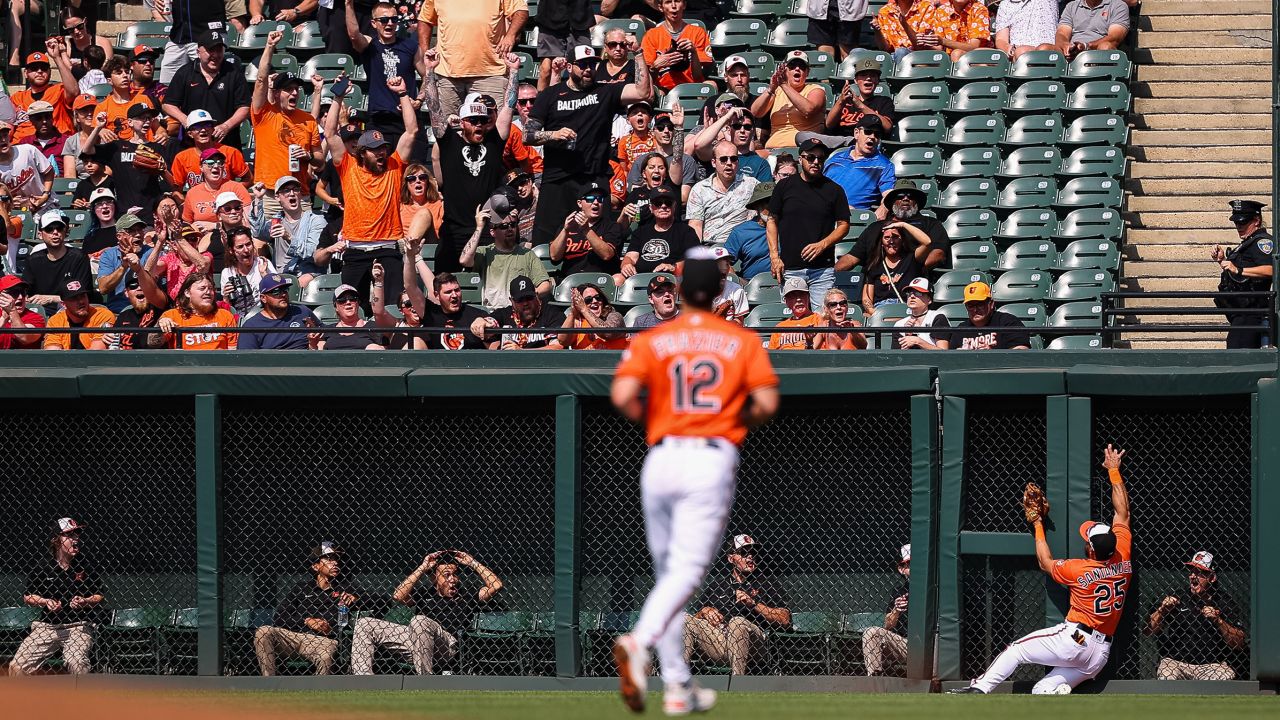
[323,71,419,309]
[550,181,627,282]
[839,179,950,272]
[1146,550,1246,680]
[822,115,896,214]
[630,272,681,329]
[11,41,81,143]
[130,45,167,112]
[460,202,549,308]
[767,138,850,310]
[82,102,173,223]
[425,51,519,272]
[239,273,322,350]
[255,541,364,676]
[9,518,105,676]
[252,32,324,215]
[104,270,168,350]
[525,43,651,246]
[422,271,496,349]
[161,29,251,151]
[472,275,566,349]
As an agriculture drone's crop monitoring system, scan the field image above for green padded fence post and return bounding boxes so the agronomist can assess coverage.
[1044,396,1085,625]
[936,395,966,680]
[195,394,223,676]
[1252,382,1280,680]
[906,393,941,680]
[554,395,582,677]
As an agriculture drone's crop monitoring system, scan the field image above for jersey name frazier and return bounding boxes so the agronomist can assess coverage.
[648,330,744,360]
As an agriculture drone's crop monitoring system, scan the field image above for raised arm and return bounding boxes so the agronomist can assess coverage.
[456,551,504,601]
[1102,444,1129,527]
[48,37,80,102]
[405,210,439,306]
[389,76,419,160]
[421,49,447,138]
[495,54,520,141]
[345,0,372,54]
[323,86,347,165]
[458,206,488,268]
[252,30,286,113]
[692,106,740,162]
[619,35,651,104]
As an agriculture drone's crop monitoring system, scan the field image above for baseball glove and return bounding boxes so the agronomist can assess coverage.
[132,144,165,174]
[1022,482,1050,524]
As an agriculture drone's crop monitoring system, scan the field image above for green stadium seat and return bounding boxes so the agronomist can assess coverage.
[1066,81,1131,115]
[1066,50,1132,82]
[0,606,37,665]
[99,607,170,674]
[915,179,939,207]
[933,270,992,303]
[998,240,1058,271]
[1056,239,1121,272]
[1058,145,1127,178]
[732,0,790,16]
[1053,208,1124,242]
[118,21,172,45]
[890,147,942,178]
[787,0,809,15]
[995,176,1058,211]
[802,50,837,81]
[230,23,293,57]
[89,83,111,100]
[936,178,997,211]
[1054,176,1122,210]
[1049,300,1104,328]
[834,269,864,295]
[745,274,782,304]
[711,18,771,51]
[949,239,998,270]
[769,611,839,675]
[161,607,199,675]
[836,49,892,79]
[301,53,364,82]
[624,304,655,326]
[882,113,945,150]
[594,18,646,46]
[937,303,970,324]
[834,241,854,258]
[938,147,1001,179]
[518,26,540,53]
[244,53,298,83]
[1007,50,1067,82]
[943,210,999,244]
[462,611,535,675]
[1049,269,1116,303]
[663,83,716,112]
[1000,114,1064,147]
[1003,81,1068,115]
[52,177,79,194]
[997,146,1062,179]
[1048,334,1104,350]
[746,302,790,328]
[992,269,1051,302]
[1059,114,1128,148]
[299,273,344,306]
[616,273,662,306]
[945,82,1008,116]
[892,82,951,115]
[940,114,1005,149]
[847,210,876,238]
[762,18,810,57]
[287,21,326,53]
[1000,301,1047,327]
[891,51,951,87]
[733,51,777,81]
[947,49,1009,83]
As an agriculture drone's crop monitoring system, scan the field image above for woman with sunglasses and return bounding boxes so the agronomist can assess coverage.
[64,95,108,180]
[157,272,238,350]
[320,283,386,350]
[753,51,825,149]
[399,163,443,241]
[562,282,626,350]
[860,223,931,317]
[60,8,113,81]
[813,288,867,350]
[369,260,429,350]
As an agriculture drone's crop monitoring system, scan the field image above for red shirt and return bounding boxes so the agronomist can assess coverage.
[0,309,46,349]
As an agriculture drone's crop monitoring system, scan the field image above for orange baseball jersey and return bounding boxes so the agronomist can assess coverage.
[160,307,239,350]
[611,132,659,201]
[616,309,778,446]
[1050,522,1133,636]
[768,313,824,350]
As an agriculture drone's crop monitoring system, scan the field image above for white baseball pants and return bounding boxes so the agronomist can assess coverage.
[631,437,739,686]
[971,622,1110,694]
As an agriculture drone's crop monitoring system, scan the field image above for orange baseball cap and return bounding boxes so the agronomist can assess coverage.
[25,51,50,67]
[73,93,99,111]
[963,281,992,303]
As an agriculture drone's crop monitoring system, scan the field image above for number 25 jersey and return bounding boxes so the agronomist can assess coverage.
[1050,522,1133,637]
[616,309,778,447]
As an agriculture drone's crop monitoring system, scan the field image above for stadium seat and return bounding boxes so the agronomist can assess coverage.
[594,18,646,46]
[623,304,655,326]
[1000,114,1064,147]
[1066,50,1132,82]
[1057,145,1127,178]
[769,611,839,674]
[933,271,992,303]
[1003,81,1068,116]
[710,18,770,51]
[802,50,837,81]
[940,115,1005,149]
[663,83,716,112]
[935,178,997,211]
[892,82,951,115]
[1007,50,1066,82]
[732,0,790,17]
[997,146,1062,179]
[1058,114,1128,148]
[300,273,345,305]
[98,607,170,674]
[733,51,777,81]
[1065,81,1131,115]
[890,147,942,178]
[517,26,540,53]
[1056,239,1120,272]
[244,53,298,83]
[287,21,326,53]
[229,22,293,56]
[0,606,36,666]
[995,176,1058,211]
[745,274,783,303]
[616,273,662,306]
[1054,208,1124,242]
[944,82,1008,117]
[117,21,172,49]
[462,611,535,675]
[847,210,876,238]
[833,269,864,296]
[1048,334,1104,349]
[882,113,945,150]
[998,240,1059,271]
[992,269,1051,302]
[947,48,1009,83]
[937,147,1001,179]
[914,178,939,207]
[1054,176,1123,210]
[1000,301,1047,327]
[160,607,199,675]
[943,210,999,243]
[937,303,969,324]
[746,302,790,328]
[1049,300,1104,328]
[949,239,998,270]
[835,50,892,79]
[891,51,951,87]
[301,53,364,81]
[762,18,810,56]
[1049,269,1116,303]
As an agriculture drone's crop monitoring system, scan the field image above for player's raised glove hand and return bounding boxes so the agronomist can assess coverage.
[1022,482,1049,525]
[1102,444,1125,470]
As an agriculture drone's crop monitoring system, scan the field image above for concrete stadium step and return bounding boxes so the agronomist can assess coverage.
[1132,81,1266,98]
[1126,246,1234,262]
[1133,98,1271,115]
[114,4,152,21]
[1135,113,1270,130]
[1129,162,1271,179]
[1120,260,1224,278]
[1139,47,1271,64]
[98,20,134,39]
[1126,178,1271,198]
[1120,294,1218,308]
[1124,195,1268,213]
[1130,129,1271,146]
[1127,229,1247,245]
[1126,211,1273,229]
[1126,338,1226,350]
[1140,14,1270,31]
[1126,277,1222,293]
[1131,145,1271,163]
[1139,0,1272,15]
[1136,64,1271,82]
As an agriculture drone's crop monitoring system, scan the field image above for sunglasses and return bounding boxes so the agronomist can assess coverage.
[860,127,883,137]
[717,155,739,164]
[219,204,244,212]
[5,287,28,296]
[581,194,604,204]
[731,123,754,131]
[573,59,599,70]
[134,56,156,65]
[335,295,360,304]
[202,158,226,166]
[400,300,415,310]
[372,16,398,24]
[605,41,627,49]
[650,198,674,208]
[581,294,603,303]
[826,300,848,308]
[0,196,10,202]
[654,122,675,131]
[405,173,429,183]
[800,153,825,163]
[516,98,535,105]
[262,287,290,297]
[491,221,517,230]
[277,185,301,195]
[62,22,86,34]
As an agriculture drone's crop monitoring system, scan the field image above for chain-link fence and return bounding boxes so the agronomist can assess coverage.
[579,397,914,677]
[220,398,557,677]
[962,401,1048,534]
[1092,398,1252,681]
[959,555,1047,682]
[0,401,196,677]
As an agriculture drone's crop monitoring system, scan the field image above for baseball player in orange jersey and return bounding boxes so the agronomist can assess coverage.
[611,247,780,715]
[952,445,1132,694]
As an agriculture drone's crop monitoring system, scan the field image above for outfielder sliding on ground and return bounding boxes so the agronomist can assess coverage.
[953,444,1131,694]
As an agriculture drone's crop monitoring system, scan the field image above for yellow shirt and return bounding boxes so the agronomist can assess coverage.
[419,0,528,78]
[765,83,825,148]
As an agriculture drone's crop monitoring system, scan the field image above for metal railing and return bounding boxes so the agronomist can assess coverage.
[1100,291,1277,348]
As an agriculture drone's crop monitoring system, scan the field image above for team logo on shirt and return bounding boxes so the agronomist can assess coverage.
[640,239,671,262]
[462,145,488,177]
[556,95,601,112]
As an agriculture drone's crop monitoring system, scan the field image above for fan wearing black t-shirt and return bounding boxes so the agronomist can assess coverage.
[11,518,104,676]
[483,275,567,349]
[550,182,628,280]
[421,271,495,350]
[621,187,697,276]
[947,283,1031,350]
[82,103,172,224]
[839,182,951,272]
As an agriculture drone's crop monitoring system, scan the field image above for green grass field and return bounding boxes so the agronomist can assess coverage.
[227,690,1276,720]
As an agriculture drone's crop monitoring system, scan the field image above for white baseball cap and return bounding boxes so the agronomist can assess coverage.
[184,108,216,128]
[785,50,809,65]
[1185,550,1214,572]
[38,209,68,229]
[781,276,809,296]
[1080,520,1112,540]
[88,187,116,204]
[215,191,243,210]
[733,534,758,551]
[333,283,360,302]
[720,54,748,75]
[57,517,86,534]
[900,544,911,563]
[460,101,489,120]
[906,277,931,294]
[710,246,733,261]
[573,45,597,62]
[274,175,302,193]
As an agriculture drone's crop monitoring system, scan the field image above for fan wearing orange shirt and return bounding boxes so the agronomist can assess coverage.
[158,273,238,350]
[641,0,714,92]
[768,277,825,350]
[11,40,80,143]
[955,444,1133,695]
[250,31,325,215]
[611,248,779,716]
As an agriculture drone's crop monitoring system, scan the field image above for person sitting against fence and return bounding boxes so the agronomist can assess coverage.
[255,541,362,676]
[860,223,929,317]
[1145,550,1246,681]
[946,281,1031,350]
[814,288,867,349]
[0,275,45,349]
[158,273,238,350]
[42,278,115,350]
[839,179,950,273]
[459,203,551,310]
[318,282,386,351]
[352,550,504,675]
[421,271,497,350]
[490,276,568,349]
[239,274,323,351]
[9,518,104,677]
[684,534,791,676]
[1055,0,1130,60]
[710,247,749,325]
[863,544,911,676]
[893,277,950,350]
[562,283,628,349]
[768,277,825,350]
[630,272,682,329]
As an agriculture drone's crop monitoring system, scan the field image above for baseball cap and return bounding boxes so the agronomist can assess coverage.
[309,540,343,561]
[0,275,29,294]
[653,111,675,129]
[651,184,677,203]
[855,114,883,133]
[1079,520,1112,542]
[117,213,146,231]
[854,56,882,75]
[785,50,809,66]
[123,272,141,290]
[647,273,676,294]
[733,534,758,551]
[132,44,160,61]
[56,517,86,534]
[338,126,362,142]
[798,137,829,155]
[200,147,226,163]
[24,52,49,67]
[27,100,54,116]
[720,54,748,76]
[460,101,489,120]
[72,93,99,112]
[357,129,390,150]
[715,92,745,108]
[59,278,89,300]
[197,28,227,49]
[746,182,774,208]
[579,181,606,200]
[1185,551,1215,573]
[185,109,216,128]
[0,119,12,132]
[260,273,293,294]
[127,100,157,119]
[89,187,117,205]
[627,100,653,115]
[504,168,532,185]
[782,276,809,296]
[509,275,537,302]
[271,71,305,89]
[274,175,302,193]
[906,277,931,295]
[709,245,733,261]
[215,191,243,210]
[333,284,360,302]
[900,544,911,563]
[38,209,68,230]
[963,281,992,303]
[572,45,598,63]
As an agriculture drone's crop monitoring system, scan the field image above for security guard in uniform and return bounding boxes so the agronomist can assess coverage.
[1212,200,1273,348]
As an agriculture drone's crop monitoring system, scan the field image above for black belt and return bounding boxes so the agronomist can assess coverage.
[658,436,730,449]
[1076,623,1112,643]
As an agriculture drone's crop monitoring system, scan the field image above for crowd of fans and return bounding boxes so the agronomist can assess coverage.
[0,0,1133,351]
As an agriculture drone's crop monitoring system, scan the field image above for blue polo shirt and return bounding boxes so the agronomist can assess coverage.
[96,246,154,312]
[824,148,896,211]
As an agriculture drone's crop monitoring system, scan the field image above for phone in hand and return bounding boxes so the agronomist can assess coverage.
[331,75,352,98]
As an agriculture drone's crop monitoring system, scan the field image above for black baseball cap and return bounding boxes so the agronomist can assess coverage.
[579,182,605,200]
[855,114,883,133]
[509,275,537,302]
[127,101,157,119]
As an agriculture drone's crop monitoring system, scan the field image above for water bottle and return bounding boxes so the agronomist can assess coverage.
[337,604,349,630]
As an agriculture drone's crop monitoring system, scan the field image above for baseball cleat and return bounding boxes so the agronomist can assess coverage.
[1052,683,1072,694]
[947,686,986,694]
[664,681,717,716]
[613,634,649,713]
